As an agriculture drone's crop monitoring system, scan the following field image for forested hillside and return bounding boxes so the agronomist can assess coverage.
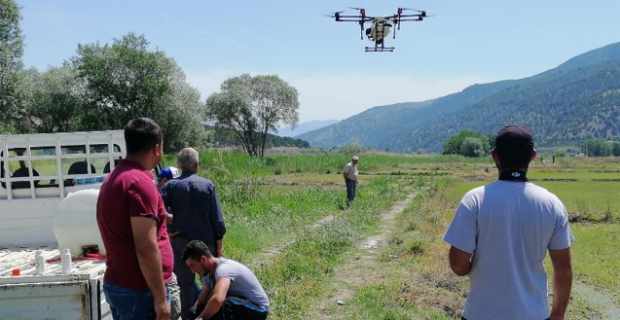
[298,42,620,152]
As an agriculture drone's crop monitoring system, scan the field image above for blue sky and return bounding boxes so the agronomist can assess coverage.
[16,0,620,122]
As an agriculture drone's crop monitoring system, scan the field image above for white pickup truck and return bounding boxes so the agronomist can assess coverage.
[0,130,130,320]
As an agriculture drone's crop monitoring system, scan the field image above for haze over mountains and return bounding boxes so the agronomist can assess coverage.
[297,42,620,153]
[276,119,339,137]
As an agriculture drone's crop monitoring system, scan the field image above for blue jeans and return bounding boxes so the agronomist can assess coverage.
[346,179,357,206]
[103,282,171,320]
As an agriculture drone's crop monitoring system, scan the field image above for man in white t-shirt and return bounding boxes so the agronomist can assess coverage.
[443,125,574,320]
[342,155,359,208]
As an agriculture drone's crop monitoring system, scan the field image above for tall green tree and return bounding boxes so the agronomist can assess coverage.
[19,65,84,133]
[0,0,25,125]
[71,33,173,130]
[206,74,300,158]
[71,33,205,152]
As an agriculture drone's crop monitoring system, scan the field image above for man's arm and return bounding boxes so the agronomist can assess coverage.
[131,216,170,320]
[197,277,231,320]
[208,185,226,257]
[448,246,473,276]
[548,248,572,320]
[192,283,212,314]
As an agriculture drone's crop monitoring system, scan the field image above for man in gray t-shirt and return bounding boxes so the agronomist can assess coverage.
[443,125,574,320]
[182,240,269,320]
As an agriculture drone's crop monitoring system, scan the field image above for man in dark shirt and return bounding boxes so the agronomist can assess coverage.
[160,147,226,320]
[96,117,173,320]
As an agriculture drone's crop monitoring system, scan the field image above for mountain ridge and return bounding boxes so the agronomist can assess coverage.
[297,41,620,152]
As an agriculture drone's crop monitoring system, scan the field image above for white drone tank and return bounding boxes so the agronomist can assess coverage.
[53,188,106,256]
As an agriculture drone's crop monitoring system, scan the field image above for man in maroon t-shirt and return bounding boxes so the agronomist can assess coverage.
[97,117,174,320]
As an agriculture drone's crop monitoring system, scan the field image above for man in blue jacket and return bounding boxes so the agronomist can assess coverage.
[160,147,227,320]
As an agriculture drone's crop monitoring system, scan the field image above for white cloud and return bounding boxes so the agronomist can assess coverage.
[186,71,495,122]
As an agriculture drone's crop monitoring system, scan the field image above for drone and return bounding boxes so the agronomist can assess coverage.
[325,7,431,52]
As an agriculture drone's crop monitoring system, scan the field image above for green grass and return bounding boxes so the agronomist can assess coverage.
[160,151,619,318]
[253,176,422,320]
[569,223,620,302]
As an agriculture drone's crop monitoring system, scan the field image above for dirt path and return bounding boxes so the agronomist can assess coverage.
[249,214,337,270]
[309,192,418,318]
[572,280,620,319]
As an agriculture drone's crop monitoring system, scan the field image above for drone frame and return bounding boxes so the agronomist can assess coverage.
[326,7,429,52]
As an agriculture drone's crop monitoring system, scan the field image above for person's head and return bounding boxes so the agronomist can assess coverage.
[492,125,536,171]
[156,166,179,188]
[177,147,199,173]
[352,155,359,165]
[124,118,163,170]
[183,240,216,276]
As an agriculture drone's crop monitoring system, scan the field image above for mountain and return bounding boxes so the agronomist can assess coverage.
[275,119,339,137]
[297,42,620,152]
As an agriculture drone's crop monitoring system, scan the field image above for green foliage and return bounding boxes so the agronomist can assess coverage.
[7,32,206,152]
[338,142,366,156]
[18,65,82,133]
[0,0,25,124]
[583,139,618,157]
[205,74,300,158]
[72,33,174,130]
[443,130,492,157]
[461,137,486,157]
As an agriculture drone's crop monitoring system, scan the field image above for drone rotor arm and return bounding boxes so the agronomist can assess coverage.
[396,14,424,18]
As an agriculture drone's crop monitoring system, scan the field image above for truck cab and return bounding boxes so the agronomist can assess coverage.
[0,130,161,320]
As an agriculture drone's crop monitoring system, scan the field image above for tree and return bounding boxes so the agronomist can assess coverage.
[461,137,486,157]
[0,0,25,125]
[72,33,173,130]
[71,33,205,152]
[206,74,300,158]
[19,65,84,133]
[443,130,493,156]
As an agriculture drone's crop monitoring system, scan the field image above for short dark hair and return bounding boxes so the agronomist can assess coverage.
[124,118,163,155]
[183,240,213,261]
[495,125,534,169]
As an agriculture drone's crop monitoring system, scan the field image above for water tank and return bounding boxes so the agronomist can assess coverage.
[53,189,106,256]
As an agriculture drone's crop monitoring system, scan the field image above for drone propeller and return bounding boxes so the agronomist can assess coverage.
[398,8,427,16]
[324,10,345,17]
[348,6,366,15]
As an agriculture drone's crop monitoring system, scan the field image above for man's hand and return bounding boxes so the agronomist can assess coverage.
[549,315,565,320]
[154,298,171,320]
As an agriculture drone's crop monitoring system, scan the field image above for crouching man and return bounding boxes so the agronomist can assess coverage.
[183,240,270,320]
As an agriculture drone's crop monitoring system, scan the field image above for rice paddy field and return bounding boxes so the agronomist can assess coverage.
[155,149,620,319]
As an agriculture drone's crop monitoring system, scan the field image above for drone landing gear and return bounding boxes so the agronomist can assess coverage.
[365,39,394,52]
[365,46,394,52]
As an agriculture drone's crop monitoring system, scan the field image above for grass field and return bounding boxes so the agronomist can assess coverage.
[159,150,620,319]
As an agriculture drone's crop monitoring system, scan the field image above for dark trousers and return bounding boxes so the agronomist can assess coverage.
[462,317,550,320]
[345,179,356,206]
[171,236,216,320]
[193,297,269,320]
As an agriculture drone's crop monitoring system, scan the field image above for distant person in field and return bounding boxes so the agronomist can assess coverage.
[552,152,556,164]
[343,155,359,208]
[183,240,270,320]
[443,125,574,320]
[97,117,173,320]
[160,147,227,320]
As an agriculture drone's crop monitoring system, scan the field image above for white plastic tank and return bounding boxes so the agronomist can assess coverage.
[53,189,106,256]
